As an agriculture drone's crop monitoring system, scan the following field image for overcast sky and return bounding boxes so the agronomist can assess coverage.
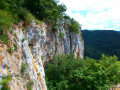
[59,0,120,30]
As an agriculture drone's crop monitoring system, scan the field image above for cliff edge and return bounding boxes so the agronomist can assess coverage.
[0,19,84,90]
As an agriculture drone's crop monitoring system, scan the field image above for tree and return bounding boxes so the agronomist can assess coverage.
[45,54,120,90]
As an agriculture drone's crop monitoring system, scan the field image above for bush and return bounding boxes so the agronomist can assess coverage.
[22,38,26,42]
[0,26,4,35]
[60,32,64,38]
[41,56,44,61]
[45,54,120,90]
[0,10,14,29]
[53,25,57,31]
[21,62,28,75]
[7,48,13,54]
[0,34,8,43]
[17,7,31,23]
[69,18,80,34]
[13,44,17,50]
[0,75,12,90]
[26,80,34,90]
[64,15,70,19]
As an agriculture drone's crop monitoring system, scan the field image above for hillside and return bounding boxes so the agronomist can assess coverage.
[0,0,84,89]
[1,0,120,90]
[82,30,120,60]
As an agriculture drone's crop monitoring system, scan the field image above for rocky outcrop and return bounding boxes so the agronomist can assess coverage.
[0,19,84,90]
[42,19,84,63]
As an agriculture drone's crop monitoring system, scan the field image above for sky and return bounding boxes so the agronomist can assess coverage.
[59,0,120,30]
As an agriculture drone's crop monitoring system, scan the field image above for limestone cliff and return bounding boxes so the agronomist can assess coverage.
[0,19,84,90]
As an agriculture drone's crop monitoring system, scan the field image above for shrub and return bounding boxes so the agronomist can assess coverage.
[0,10,13,29]
[13,44,17,50]
[22,38,26,42]
[0,26,4,35]
[17,7,29,22]
[41,56,44,61]
[45,54,120,90]
[64,15,70,19]
[26,80,34,90]
[69,18,80,34]
[21,62,28,75]
[60,32,64,38]
[7,48,13,54]
[0,75,12,90]
[53,25,57,31]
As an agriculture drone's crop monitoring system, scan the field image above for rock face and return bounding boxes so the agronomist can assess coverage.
[0,19,84,90]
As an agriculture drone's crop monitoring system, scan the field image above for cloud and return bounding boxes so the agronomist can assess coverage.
[59,0,120,30]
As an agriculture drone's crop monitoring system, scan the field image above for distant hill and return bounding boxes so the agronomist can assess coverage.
[82,30,120,60]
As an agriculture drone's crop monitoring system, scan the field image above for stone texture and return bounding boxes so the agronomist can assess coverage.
[0,19,84,90]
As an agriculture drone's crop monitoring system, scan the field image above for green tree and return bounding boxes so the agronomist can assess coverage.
[45,54,120,90]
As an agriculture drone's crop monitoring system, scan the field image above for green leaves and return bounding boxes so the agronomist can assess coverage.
[45,54,120,90]
[0,75,12,90]
[69,18,80,33]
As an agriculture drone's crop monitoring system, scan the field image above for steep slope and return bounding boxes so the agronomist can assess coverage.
[82,30,120,59]
[0,19,84,90]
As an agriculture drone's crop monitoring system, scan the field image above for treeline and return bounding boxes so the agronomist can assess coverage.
[0,0,81,45]
[45,54,120,90]
[82,30,120,60]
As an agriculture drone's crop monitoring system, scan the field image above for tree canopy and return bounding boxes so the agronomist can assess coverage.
[45,54,120,90]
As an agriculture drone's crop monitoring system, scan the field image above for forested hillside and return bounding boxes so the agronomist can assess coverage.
[82,30,120,60]
[0,0,120,90]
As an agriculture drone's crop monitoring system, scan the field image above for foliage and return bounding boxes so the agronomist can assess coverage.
[57,4,66,14]
[69,18,80,33]
[53,25,57,31]
[26,80,34,90]
[0,26,4,35]
[16,7,31,23]
[0,10,14,29]
[60,32,64,38]
[22,38,26,42]
[23,0,66,22]
[41,56,44,61]
[45,54,120,90]
[0,75,12,90]
[21,62,28,75]
[0,34,9,45]
[82,30,120,60]
[7,48,13,54]
[64,15,70,19]
[0,0,81,46]
[13,44,17,50]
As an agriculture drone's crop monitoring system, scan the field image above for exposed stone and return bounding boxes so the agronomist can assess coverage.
[0,19,84,90]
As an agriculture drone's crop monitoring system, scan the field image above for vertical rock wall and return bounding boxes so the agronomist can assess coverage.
[0,19,84,90]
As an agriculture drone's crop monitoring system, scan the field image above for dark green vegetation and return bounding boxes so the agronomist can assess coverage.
[0,75,12,90]
[69,18,80,33]
[7,48,13,54]
[82,30,120,60]
[26,80,34,90]
[0,0,81,46]
[21,62,28,75]
[45,54,120,90]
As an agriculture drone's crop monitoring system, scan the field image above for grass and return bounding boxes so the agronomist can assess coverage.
[0,9,43,46]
